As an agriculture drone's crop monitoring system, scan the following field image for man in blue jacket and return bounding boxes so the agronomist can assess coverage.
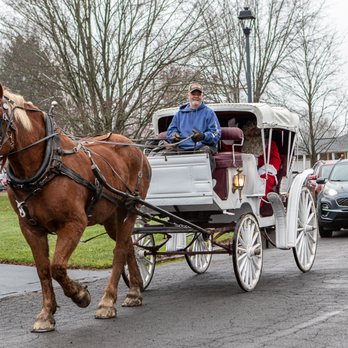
[166,83,221,160]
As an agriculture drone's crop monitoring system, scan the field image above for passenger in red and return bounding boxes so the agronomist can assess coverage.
[258,131,281,206]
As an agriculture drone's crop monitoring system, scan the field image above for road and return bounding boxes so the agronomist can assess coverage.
[1,232,348,348]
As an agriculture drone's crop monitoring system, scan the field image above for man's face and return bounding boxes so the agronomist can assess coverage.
[188,90,203,109]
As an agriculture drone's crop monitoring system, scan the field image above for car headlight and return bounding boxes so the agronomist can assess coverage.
[323,187,338,196]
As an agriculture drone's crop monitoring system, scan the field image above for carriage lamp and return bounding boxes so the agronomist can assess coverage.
[232,168,246,200]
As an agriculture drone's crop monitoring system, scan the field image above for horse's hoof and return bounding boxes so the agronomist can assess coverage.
[122,296,143,307]
[31,318,55,333]
[95,305,116,319]
[75,286,91,308]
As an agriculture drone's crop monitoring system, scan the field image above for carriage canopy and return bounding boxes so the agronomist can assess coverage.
[152,103,300,135]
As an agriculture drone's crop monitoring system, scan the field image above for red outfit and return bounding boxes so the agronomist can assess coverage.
[258,140,281,205]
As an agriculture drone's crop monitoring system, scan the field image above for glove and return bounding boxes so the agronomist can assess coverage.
[172,133,181,143]
[192,130,205,143]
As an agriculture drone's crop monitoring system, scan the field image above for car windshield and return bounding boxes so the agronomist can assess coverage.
[321,164,334,178]
[330,163,348,181]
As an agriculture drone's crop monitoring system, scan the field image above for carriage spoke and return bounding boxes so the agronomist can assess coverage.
[138,260,150,280]
[307,231,316,245]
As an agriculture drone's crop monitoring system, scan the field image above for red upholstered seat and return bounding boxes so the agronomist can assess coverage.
[220,127,244,152]
[214,152,242,168]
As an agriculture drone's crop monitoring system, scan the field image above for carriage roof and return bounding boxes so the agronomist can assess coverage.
[152,103,299,134]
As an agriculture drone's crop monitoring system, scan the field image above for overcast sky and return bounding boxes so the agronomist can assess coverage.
[325,0,348,84]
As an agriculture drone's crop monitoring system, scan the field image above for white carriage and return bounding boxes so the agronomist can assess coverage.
[123,103,318,291]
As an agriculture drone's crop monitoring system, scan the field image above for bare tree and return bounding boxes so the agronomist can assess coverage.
[0,34,63,112]
[275,9,348,166]
[194,0,313,103]
[196,0,244,103]
[252,0,313,102]
[2,0,210,136]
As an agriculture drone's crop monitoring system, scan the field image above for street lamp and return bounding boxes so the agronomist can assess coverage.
[238,7,255,103]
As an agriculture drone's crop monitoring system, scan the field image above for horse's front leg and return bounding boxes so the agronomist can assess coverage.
[51,221,91,308]
[96,211,141,319]
[20,223,57,332]
[122,236,143,307]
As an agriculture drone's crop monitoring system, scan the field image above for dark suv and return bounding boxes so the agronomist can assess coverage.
[306,160,337,202]
[317,160,348,237]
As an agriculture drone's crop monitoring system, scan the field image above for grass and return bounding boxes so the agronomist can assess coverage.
[0,193,116,269]
[0,192,233,269]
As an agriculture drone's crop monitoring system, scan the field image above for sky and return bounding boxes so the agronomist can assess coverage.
[325,0,348,83]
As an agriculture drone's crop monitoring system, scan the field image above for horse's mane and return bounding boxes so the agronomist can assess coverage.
[3,89,33,131]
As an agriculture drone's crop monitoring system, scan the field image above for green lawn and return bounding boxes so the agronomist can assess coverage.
[0,192,232,269]
[0,193,115,269]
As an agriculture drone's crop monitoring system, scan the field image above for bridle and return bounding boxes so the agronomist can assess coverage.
[0,96,17,150]
[0,96,56,159]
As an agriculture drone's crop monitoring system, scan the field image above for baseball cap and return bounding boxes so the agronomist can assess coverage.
[188,82,203,93]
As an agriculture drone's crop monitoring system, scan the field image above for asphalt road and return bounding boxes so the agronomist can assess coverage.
[1,231,348,348]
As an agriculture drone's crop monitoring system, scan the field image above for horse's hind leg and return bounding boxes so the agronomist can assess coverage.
[51,222,91,308]
[20,223,57,332]
[96,209,142,319]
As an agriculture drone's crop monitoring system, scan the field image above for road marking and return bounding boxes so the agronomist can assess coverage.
[257,309,345,344]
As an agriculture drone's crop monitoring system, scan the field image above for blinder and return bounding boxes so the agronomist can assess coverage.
[0,96,16,148]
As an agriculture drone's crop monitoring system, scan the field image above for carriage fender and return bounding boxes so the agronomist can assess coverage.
[284,168,314,249]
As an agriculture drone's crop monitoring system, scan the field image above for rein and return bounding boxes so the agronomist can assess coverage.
[7,132,58,157]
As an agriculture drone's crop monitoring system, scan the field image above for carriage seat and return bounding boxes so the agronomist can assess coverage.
[213,127,244,200]
[219,127,244,152]
[215,127,243,168]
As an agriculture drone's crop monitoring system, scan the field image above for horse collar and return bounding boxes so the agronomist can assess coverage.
[7,112,60,190]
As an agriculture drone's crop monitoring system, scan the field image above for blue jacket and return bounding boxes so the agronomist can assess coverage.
[166,102,221,150]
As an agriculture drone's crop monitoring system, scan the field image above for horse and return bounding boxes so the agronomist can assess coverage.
[0,83,152,332]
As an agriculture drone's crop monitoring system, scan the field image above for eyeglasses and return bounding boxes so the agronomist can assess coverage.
[190,91,202,96]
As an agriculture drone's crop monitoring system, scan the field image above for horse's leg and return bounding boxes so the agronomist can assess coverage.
[20,223,57,332]
[96,209,142,318]
[122,234,143,307]
[51,222,91,308]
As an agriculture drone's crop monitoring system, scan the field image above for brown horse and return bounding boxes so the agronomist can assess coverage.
[0,84,151,332]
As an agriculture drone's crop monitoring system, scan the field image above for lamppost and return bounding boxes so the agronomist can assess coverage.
[238,7,255,103]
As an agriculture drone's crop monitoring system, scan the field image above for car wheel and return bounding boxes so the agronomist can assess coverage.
[319,225,333,238]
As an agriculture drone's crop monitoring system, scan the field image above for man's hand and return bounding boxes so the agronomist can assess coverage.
[192,130,205,143]
[172,133,181,143]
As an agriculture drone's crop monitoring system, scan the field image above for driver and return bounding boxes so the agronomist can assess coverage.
[166,82,221,161]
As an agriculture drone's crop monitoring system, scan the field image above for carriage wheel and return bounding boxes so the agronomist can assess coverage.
[232,214,263,292]
[122,233,156,290]
[293,187,318,272]
[185,233,213,274]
